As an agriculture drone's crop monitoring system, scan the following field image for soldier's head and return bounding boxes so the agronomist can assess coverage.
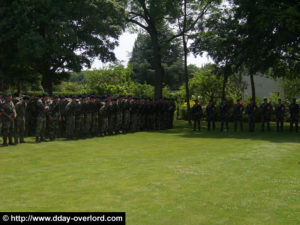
[71,95,77,102]
[0,91,3,98]
[194,99,199,104]
[107,94,112,101]
[209,99,213,105]
[53,95,59,102]
[264,98,267,103]
[222,99,226,104]
[29,93,35,99]
[90,95,95,102]
[42,92,49,100]
[278,98,282,104]
[23,95,30,103]
[236,99,240,104]
[119,95,124,102]
[127,95,132,101]
[292,98,296,104]
[105,99,109,105]
[5,93,12,101]
[112,98,118,105]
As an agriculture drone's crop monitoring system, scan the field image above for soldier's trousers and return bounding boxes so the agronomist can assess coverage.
[290,117,298,132]
[36,116,46,137]
[48,118,59,139]
[276,117,284,132]
[15,117,25,141]
[193,119,201,131]
[91,113,99,136]
[207,119,215,131]
[220,117,229,131]
[234,118,243,131]
[2,119,14,139]
[84,113,92,136]
[261,117,270,131]
[75,115,84,138]
[66,115,75,138]
[248,117,255,132]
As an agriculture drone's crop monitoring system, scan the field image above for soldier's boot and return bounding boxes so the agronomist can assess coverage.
[36,137,41,143]
[9,137,14,145]
[14,137,19,145]
[2,137,8,146]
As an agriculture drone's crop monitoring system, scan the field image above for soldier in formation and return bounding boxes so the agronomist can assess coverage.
[190,98,299,132]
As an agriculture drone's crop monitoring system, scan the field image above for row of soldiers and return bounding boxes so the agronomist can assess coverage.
[191,98,299,132]
[0,92,175,146]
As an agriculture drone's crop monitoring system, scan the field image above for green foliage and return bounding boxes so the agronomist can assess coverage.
[129,31,184,90]
[281,77,300,100]
[0,0,125,92]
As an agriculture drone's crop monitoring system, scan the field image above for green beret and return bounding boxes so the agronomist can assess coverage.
[43,92,49,97]
[5,92,12,97]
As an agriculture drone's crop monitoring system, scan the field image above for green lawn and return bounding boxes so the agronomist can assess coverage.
[0,121,299,225]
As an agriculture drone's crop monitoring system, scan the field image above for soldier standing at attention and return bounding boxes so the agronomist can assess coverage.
[14,95,29,144]
[289,98,299,132]
[191,100,202,131]
[26,93,37,136]
[246,98,257,132]
[48,95,61,141]
[219,99,229,132]
[260,98,272,132]
[65,96,77,139]
[99,98,109,137]
[275,99,285,132]
[233,99,244,132]
[2,93,17,146]
[35,93,50,143]
[206,99,216,131]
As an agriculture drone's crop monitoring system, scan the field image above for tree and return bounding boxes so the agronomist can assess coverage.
[0,0,125,93]
[129,30,184,90]
[125,0,186,98]
[175,0,220,124]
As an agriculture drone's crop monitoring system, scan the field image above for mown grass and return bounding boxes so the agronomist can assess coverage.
[0,121,299,225]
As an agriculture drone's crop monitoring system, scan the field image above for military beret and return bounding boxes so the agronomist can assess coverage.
[119,95,125,98]
[43,92,49,97]
[127,95,132,98]
[23,95,30,100]
[5,92,12,97]
[14,93,19,97]
[107,94,112,97]
[28,93,34,96]
[53,95,59,98]
[90,95,95,99]
[81,95,86,98]
[0,91,3,95]
[72,95,77,99]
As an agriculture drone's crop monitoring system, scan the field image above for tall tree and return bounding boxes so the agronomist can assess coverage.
[125,0,183,98]
[0,0,125,93]
[129,29,184,90]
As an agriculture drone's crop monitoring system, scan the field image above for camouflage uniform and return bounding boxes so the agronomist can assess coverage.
[260,101,272,131]
[233,102,244,131]
[99,102,109,136]
[289,100,299,132]
[48,99,61,140]
[14,100,27,143]
[65,100,77,139]
[35,98,49,141]
[219,102,229,131]
[2,99,16,145]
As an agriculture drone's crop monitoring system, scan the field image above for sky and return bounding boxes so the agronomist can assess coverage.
[91,32,213,69]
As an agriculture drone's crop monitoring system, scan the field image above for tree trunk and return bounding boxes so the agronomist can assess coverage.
[41,74,53,94]
[149,28,164,99]
[182,33,191,125]
[249,72,256,100]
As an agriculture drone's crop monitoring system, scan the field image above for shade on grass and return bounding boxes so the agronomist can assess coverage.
[0,121,299,225]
